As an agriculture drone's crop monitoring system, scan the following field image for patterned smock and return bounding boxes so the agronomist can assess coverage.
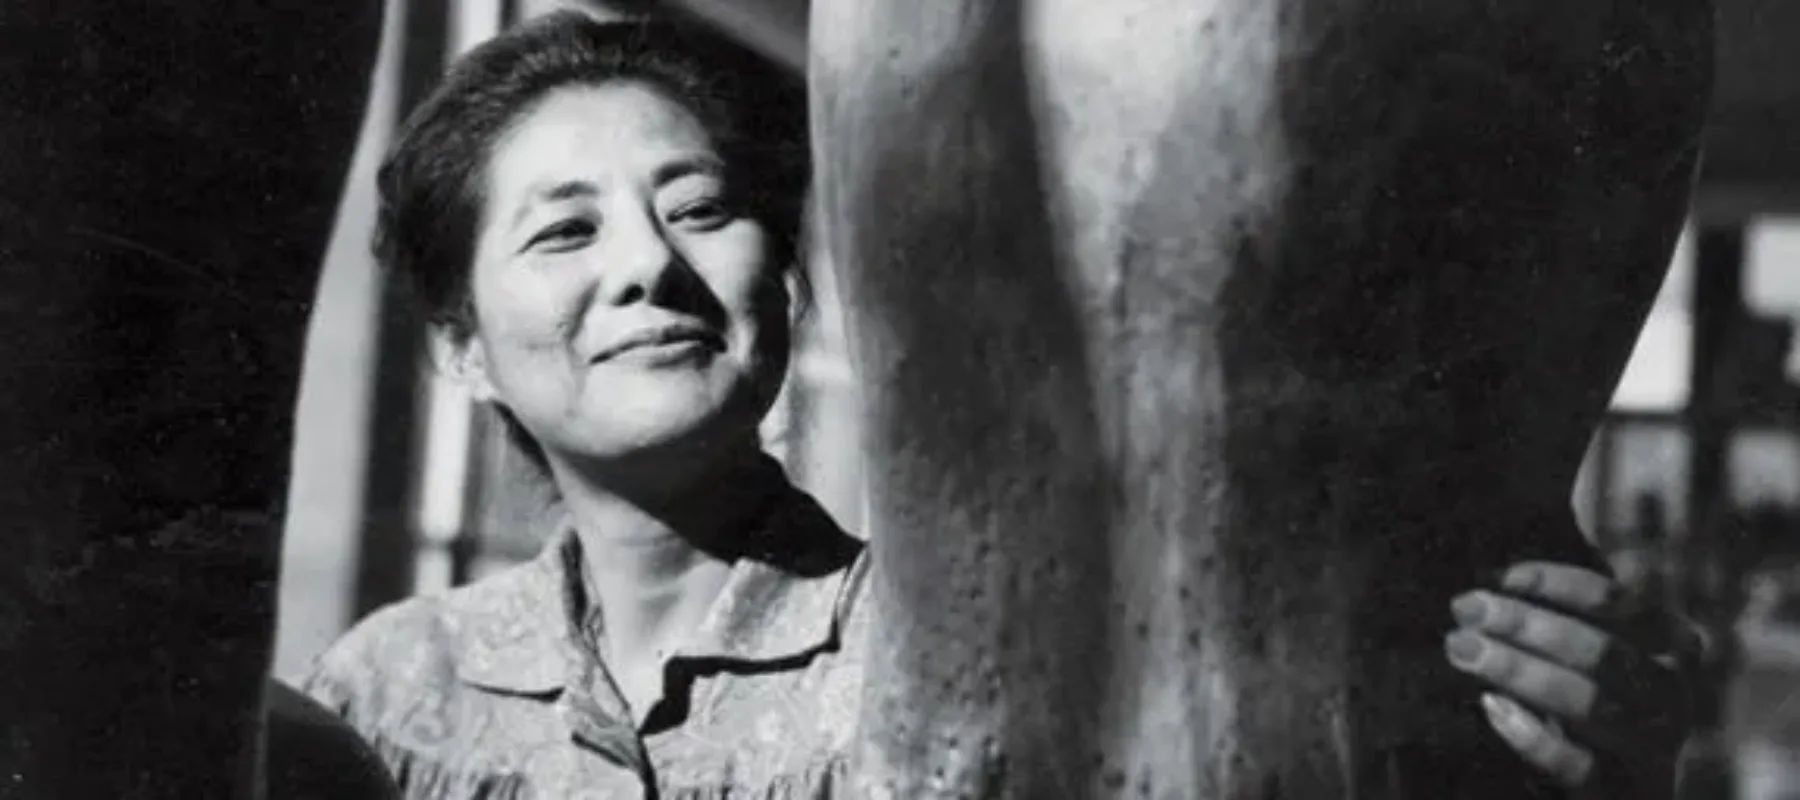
[302,479,870,799]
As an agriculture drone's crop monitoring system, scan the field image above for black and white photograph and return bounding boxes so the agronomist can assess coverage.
[1,0,1796,797]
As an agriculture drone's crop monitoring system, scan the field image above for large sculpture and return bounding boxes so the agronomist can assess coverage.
[809,1,1714,796]
[0,3,380,796]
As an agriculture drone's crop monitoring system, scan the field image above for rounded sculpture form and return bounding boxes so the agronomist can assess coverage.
[810,1,1714,796]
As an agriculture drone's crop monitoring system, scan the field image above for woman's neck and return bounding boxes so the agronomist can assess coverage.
[543,442,781,688]
[549,439,778,563]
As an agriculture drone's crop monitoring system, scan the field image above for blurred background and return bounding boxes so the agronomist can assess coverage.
[270,0,1800,742]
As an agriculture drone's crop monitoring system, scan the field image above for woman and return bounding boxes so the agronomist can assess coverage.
[305,16,857,798]
[305,12,1689,798]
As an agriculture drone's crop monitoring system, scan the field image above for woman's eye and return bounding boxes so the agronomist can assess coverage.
[669,198,735,230]
[526,218,596,251]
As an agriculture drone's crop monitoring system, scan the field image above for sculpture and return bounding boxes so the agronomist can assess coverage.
[810,1,1714,795]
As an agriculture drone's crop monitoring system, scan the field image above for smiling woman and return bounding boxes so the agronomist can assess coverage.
[301,15,866,799]
[449,79,791,473]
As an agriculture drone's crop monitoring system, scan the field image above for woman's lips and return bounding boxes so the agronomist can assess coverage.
[592,325,723,364]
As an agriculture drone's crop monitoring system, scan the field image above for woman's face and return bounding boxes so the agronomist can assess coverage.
[445,80,790,468]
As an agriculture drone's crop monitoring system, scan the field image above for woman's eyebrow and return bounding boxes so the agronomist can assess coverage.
[512,180,600,227]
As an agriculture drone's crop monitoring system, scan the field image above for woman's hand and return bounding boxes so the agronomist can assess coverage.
[1443,561,1692,798]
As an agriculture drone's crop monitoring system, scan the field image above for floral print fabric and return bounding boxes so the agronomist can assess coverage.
[302,481,870,800]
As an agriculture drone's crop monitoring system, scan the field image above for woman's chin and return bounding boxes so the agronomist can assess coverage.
[531,371,778,461]
[582,401,760,458]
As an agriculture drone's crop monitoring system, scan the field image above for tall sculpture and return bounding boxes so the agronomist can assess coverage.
[0,3,380,796]
[810,1,1714,796]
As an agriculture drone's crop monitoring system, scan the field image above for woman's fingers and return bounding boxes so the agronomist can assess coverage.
[1497,561,1684,655]
[1458,563,1691,799]
[1480,692,1594,786]
[1498,562,1621,618]
[1445,626,1683,752]
[1453,589,1611,671]
[1481,690,1679,799]
[1446,630,1600,722]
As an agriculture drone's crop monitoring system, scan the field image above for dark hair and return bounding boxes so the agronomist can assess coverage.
[373,11,811,339]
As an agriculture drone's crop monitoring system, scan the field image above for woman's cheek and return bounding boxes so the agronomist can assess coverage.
[488,272,588,344]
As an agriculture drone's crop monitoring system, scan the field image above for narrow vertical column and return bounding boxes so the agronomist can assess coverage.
[275,0,412,682]
[1687,227,1746,555]
[353,0,451,614]
[812,0,1713,796]
[1685,226,1748,753]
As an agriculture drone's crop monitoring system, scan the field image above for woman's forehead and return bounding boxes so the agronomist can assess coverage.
[487,82,719,192]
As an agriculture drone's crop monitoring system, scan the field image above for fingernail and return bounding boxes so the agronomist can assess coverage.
[1480,693,1539,742]
[1451,593,1488,627]
[1499,565,1538,593]
[1445,631,1485,666]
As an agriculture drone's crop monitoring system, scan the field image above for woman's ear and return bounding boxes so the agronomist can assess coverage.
[427,324,498,402]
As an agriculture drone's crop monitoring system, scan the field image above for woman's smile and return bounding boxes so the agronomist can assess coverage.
[591,321,725,366]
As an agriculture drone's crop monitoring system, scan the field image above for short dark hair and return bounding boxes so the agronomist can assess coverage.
[373,11,810,338]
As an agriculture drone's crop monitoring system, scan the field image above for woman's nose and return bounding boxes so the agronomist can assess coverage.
[597,204,678,305]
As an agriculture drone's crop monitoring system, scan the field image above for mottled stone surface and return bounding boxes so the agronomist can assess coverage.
[810,1,1713,796]
[0,4,380,796]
